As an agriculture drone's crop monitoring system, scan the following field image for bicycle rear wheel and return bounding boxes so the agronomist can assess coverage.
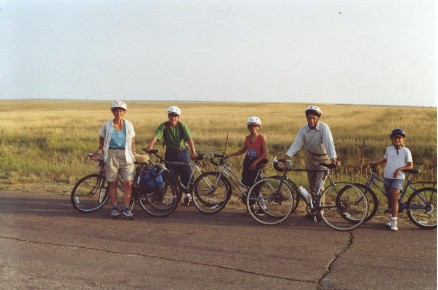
[71,174,109,212]
[320,183,368,231]
[139,174,180,217]
[337,183,378,223]
[192,172,232,214]
[246,177,295,225]
[407,187,437,229]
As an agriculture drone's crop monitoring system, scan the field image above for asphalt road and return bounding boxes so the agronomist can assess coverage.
[0,190,436,290]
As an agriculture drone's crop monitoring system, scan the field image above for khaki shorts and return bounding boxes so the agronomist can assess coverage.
[105,149,135,182]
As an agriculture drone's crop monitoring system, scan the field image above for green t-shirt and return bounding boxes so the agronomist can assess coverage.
[154,121,192,149]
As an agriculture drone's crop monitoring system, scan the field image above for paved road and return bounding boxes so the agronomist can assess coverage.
[0,191,436,289]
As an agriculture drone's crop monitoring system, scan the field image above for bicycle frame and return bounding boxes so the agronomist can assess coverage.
[211,161,264,197]
[363,168,422,209]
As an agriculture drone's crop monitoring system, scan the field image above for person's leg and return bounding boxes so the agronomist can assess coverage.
[118,152,135,219]
[305,153,327,196]
[105,149,121,218]
[178,149,192,187]
[242,157,257,188]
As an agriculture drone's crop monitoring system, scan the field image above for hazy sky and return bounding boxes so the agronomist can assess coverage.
[0,0,436,106]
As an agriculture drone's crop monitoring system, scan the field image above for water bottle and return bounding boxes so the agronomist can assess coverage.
[299,186,312,203]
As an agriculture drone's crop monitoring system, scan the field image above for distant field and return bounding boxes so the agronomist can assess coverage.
[0,100,436,197]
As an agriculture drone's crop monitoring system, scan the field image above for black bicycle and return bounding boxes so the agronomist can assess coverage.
[246,157,368,231]
[71,151,179,217]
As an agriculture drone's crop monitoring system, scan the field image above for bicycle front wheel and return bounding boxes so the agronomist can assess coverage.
[71,173,109,212]
[192,172,231,214]
[407,187,437,229]
[247,177,295,225]
[320,183,368,231]
[139,174,180,217]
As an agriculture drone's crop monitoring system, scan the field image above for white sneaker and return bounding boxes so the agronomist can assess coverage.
[385,216,392,227]
[390,218,398,231]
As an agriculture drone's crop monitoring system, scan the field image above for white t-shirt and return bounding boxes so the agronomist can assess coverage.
[383,146,413,179]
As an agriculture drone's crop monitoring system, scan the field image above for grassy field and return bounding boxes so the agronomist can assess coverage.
[0,100,436,200]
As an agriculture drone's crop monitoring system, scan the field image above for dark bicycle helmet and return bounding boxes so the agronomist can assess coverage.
[390,128,406,138]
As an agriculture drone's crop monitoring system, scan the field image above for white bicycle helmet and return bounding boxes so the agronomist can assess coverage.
[305,105,322,117]
[167,106,181,116]
[111,100,127,111]
[246,116,262,126]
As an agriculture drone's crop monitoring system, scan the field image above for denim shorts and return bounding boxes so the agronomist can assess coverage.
[384,178,404,191]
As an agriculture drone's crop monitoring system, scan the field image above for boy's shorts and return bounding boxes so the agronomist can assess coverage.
[384,178,404,191]
[105,149,135,182]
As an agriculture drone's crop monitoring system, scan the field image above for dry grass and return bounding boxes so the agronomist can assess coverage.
[0,100,436,196]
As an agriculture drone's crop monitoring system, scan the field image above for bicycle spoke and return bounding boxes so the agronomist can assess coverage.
[71,174,109,212]
[407,187,437,229]
[247,177,295,225]
[320,183,368,231]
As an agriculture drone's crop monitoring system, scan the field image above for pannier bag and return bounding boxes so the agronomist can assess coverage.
[141,165,164,192]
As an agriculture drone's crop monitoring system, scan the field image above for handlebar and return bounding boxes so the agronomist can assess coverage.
[210,153,227,166]
[143,149,208,164]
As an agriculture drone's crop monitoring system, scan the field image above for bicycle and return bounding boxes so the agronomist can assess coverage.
[145,149,208,206]
[191,153,268,214]
[350,163,437,229]
[246,157,368,231]
[71,151,179,217]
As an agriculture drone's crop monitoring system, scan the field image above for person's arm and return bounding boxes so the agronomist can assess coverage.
[249,136,268,170]
[321,124,338,165]
[99,136,105,151]
[187,138,198,159]
[144,136,158,152]
[227,143,247,158]
[131,138,136,154]
[367,159,387,166]
[392,161,413,178]
[285,129,304,158]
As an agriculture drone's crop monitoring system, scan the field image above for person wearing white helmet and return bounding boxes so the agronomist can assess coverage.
[144,106,198,205]
[99,100,136,220]
[285,106,338,219]
[366,128,413,231]
[227,116,268,190]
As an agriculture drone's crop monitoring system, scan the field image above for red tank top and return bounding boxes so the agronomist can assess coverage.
[245,135,264,158]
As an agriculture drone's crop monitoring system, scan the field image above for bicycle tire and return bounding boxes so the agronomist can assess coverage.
[192,172,232,214]
[338,183,378,223]
[71,173,109,212]
[406,187,437,229]
[269,176,300,214]
[246,177,295,225]
[319,183,368,231]
[139,173,180,217]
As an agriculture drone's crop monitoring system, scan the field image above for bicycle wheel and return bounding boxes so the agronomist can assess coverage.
[246,177,295,225]
[269,176,300,214]
[139,174,180,217]
[338,183,378,223]
[319,183,368,231]
[407,187,437,229]
[71,174,109,212]
[192,172,232,214]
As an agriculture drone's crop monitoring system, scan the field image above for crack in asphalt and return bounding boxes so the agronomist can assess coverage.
[1,235,315,286]
[317,231,353,289]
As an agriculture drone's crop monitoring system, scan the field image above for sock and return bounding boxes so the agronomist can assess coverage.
[112,205,118,210]
[122,205,129,212]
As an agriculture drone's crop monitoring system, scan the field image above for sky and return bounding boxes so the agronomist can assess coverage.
[0,0,436,107]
